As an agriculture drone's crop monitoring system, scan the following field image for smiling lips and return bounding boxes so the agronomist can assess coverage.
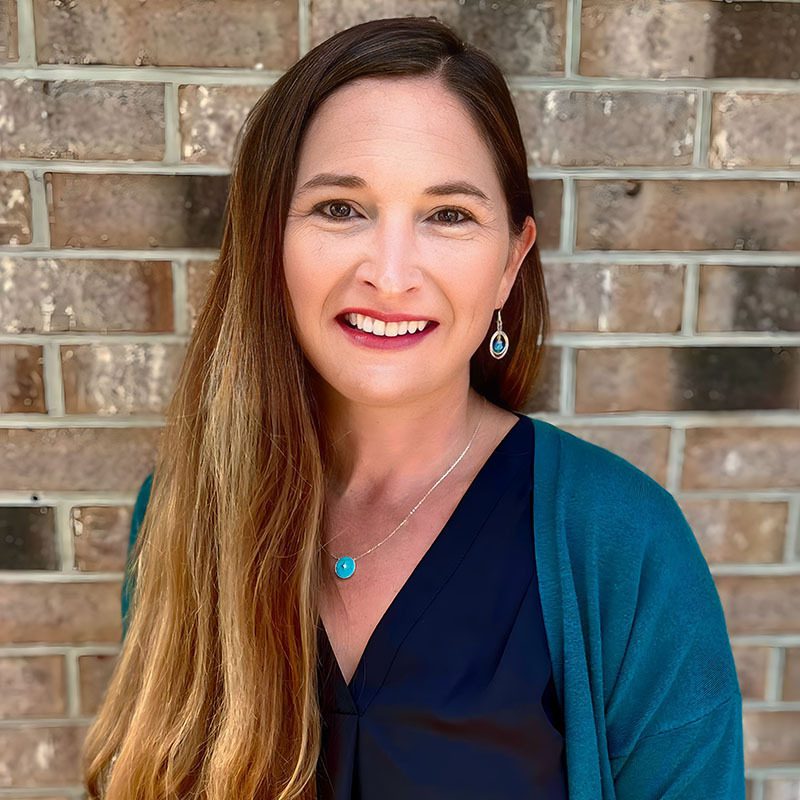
[337,307,437,324]
[335,313,438,349]
[342,312,434,337]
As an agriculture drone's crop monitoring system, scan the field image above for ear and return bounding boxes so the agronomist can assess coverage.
[496,215,537,308]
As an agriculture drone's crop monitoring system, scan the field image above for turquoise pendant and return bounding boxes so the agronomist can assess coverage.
[334,556,356,579]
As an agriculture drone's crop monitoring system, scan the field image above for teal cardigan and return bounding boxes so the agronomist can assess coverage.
[122,416,745,799]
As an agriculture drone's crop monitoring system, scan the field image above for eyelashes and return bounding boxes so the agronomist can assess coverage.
[310,200,476,227]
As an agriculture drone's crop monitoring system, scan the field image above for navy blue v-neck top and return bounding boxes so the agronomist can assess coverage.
[316,412,567,799]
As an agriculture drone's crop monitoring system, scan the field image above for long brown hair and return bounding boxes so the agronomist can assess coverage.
[82,15,550,800]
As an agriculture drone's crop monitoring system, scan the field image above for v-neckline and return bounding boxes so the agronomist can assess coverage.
[317,412,530,715]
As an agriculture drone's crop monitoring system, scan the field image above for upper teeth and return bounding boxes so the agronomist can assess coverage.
[345,313,431,337]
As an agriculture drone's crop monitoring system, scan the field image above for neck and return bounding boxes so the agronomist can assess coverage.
[319,385,489,505]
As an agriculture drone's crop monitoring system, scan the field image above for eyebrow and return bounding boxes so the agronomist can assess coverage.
[294,172,493,208]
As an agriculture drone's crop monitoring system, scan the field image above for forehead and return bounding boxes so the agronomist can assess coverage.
[294,76,500,190]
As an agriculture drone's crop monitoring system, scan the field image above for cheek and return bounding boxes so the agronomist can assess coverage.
[283,238,329,322]
[446,257,502,319]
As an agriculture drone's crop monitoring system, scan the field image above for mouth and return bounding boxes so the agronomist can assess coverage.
[336,313,439,336]
[335,313,439,349]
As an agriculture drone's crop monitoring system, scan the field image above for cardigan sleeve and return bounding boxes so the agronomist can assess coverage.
[597,469,746,799]
[551,424,746,799]
[610,692,744,798]
[121,472,153,642]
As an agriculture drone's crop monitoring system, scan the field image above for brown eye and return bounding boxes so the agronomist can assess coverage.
[433,208,471,226]
[312,201,358,222]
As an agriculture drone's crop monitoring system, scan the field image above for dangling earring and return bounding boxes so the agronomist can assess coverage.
[489,308,509,359]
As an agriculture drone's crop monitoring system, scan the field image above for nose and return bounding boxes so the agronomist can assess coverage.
[353,214,424,295]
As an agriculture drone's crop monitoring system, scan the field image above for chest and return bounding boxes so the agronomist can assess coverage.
[318,490,468,686]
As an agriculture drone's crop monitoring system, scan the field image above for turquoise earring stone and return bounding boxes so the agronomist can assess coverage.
[335,556,356,579]
[489,329,509,359]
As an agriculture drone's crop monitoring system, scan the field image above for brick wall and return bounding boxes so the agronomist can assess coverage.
[0,1,798,797]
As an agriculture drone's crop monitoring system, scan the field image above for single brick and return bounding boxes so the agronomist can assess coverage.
[0,506,57,570]
[530,179,562,251]
[742,708,800,768]
[0,427,161,491]
[576,179,800,251]
[710,92,800,169]
[559,424,671,486]
[0,344,46,413]
[179,84,265,166]
[581,0,716,78]
[698,265,800,333]
[46,173,229,249]
[0,0,18,63]
[513,88,696,166]
[1,171,32,245]
[0,725,86,786]
[0,257,174,334]
[716,575,800,637]
[72,504,133,573]
[0,655,65,719]
[310,0,568,77]
[61,342,188,415]
[679,498,787,564]
[729,645,770,701]
[581,0,800,79]
[0,582,122,644]
[542,262,684,332]
[575,346,800,413]
[33,0,298,68]
[683,427,800,490]
[0,79,165,160]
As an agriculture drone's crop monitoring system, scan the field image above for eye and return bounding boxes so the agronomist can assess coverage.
[430,207,474,226]
[312,200,358,222]
[310,200,476,226]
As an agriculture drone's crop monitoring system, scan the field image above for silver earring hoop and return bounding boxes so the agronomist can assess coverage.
[489,308,509,359]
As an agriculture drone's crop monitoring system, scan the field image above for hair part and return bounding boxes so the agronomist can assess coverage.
[82,15,550,800]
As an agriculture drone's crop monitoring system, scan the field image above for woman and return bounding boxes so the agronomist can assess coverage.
[83,16,745,800]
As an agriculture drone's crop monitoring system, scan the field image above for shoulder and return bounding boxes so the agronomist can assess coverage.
[530,416,711,586]
[531,416,681,520]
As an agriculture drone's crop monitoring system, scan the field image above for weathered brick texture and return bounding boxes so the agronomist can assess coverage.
[710,92,800,168]
[513,89,697,166]
[698,265,800,332]
[580,0,800,79]
[47,173,229,249]
[544,262,685,332]
[32,0,299,68]
[0,171,31,244]
[0,79,166,160]
[576,179,800,251]
[0,0,18,63]
[179,85,264,166]
[309,0,569,75]
[0,257,175,333]
[0,0,797,794]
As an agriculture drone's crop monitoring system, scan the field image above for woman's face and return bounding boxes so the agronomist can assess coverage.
[283,75,536,408]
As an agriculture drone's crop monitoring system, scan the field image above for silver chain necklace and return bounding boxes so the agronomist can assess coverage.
[322,396,488,580]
